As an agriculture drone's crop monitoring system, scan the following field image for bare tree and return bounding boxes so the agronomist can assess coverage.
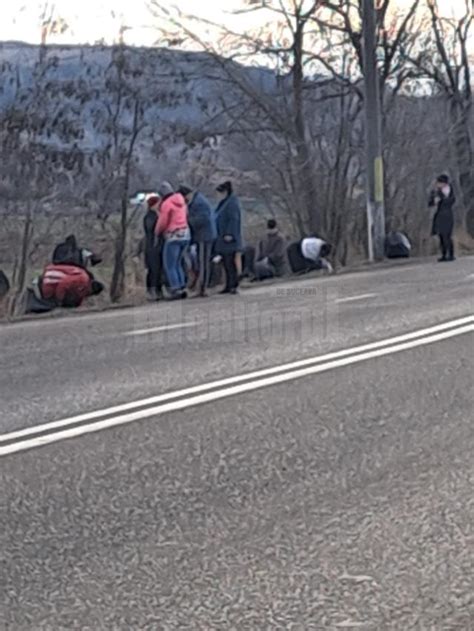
[87,34,149,303]
[150,0,348,233]
[308,0,422,101]
[149,0,437,259]
[0,6,83,314]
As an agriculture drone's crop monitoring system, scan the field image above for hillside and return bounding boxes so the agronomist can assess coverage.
[0,41,276,149]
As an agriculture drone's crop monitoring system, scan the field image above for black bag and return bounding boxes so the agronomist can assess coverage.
[385,232,411,259]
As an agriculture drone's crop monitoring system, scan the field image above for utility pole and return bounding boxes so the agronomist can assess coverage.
[362,0,385,261]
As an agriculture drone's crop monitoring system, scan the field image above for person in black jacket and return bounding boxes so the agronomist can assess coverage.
[214,181,243,295]
[143,195,163,300]
[429,174,456,262]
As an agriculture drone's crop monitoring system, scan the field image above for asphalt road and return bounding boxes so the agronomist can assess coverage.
[1,257,473,629]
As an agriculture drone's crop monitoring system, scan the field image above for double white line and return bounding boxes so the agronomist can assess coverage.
[1,315,472,457]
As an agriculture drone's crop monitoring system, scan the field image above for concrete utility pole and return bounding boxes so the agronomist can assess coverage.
[362,0,386,261]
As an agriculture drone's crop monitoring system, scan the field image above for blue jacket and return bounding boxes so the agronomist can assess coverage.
[188,192,217,243]
[215,194,243,254]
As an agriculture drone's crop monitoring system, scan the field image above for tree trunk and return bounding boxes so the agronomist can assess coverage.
[109,194,128,303]
[292,23,319,233]
[10,209,33,316]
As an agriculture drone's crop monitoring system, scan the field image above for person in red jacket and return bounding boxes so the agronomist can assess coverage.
[40,264,104,308]
[155,182,190,299]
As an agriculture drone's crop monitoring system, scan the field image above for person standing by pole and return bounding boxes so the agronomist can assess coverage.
[362,0,386,261]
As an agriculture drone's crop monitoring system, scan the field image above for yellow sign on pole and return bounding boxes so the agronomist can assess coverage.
[375,156,384,203]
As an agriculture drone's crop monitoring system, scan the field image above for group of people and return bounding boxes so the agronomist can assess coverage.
[143,180,244,300]
[141,180,336,301]
[1,172,456,316]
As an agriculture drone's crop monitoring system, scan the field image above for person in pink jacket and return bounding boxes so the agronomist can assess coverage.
[155,182,190,299]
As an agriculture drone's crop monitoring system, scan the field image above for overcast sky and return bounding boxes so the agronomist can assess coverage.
[0,0,467,46]
[1,0,244,45]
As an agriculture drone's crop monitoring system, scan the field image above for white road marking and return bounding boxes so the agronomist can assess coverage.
[3,314,471,444]
[0,315,472,457]
[335,293,377,304]
[124,322,199,336]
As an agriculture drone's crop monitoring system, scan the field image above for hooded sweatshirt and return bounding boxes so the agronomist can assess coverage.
[155,193,190,240]
[301,237,326,262]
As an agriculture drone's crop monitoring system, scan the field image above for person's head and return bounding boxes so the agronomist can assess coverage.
[178,185,193,203]
[216,180,233,198]
[436,174,450,190]
[158,181,174,199]
[147,194,160,211]
[267,218,278,234]
[320,242,332,258]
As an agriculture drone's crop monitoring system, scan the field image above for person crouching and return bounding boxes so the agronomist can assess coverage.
[40,264,104,308]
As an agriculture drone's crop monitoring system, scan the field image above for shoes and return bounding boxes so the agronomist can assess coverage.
[147,291,163,302]
[220,287,239,295]
[199,289,209,298]
[447,256,456,262]
[438,257,448,262]
[167,290,187,301]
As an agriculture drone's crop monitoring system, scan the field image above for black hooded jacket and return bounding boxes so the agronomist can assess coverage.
[429,187,455,236]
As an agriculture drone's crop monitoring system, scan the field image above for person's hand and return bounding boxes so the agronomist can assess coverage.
[223,235,234,243]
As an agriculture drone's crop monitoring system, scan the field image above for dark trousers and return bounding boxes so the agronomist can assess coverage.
[145,245,162,295]
[439,232,454,260]
[146,267,162,294]
[197,241,214,292]
[223,252,239,290]
[241,245,256,277]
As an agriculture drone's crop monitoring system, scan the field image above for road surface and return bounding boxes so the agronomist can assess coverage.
[1,258,473,629]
